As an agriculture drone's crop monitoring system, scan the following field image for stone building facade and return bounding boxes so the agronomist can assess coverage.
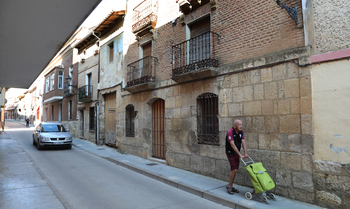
[112,0,332,206]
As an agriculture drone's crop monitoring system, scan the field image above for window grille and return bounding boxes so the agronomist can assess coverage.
[125,104,135,137]
[89,107,95,130]
[197,93,219,145]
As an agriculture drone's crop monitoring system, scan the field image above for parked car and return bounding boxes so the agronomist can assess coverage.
[33,122,73,150]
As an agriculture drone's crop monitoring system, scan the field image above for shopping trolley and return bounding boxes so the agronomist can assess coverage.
[240,157,277,204]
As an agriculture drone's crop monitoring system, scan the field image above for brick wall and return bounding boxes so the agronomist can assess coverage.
[214,0,304,64]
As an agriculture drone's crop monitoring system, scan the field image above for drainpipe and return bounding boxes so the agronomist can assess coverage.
[92,32,101,145]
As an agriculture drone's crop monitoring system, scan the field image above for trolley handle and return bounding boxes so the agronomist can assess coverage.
[240,156,254,166]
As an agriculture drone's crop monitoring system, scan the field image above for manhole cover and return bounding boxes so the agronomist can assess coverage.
[146,163,158,166]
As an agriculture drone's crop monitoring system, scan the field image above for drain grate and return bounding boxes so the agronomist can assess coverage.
[98,148,105,150]
[146,163,158,166]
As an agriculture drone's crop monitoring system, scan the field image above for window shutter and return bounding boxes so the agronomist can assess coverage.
[190,17,210,38]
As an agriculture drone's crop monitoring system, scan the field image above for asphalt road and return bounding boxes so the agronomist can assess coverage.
[4,121,231,209]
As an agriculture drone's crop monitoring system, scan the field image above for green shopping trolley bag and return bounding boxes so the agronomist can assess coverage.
[245,161,275,193]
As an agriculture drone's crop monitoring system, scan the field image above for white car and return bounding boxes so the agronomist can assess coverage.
[33,122,73,150]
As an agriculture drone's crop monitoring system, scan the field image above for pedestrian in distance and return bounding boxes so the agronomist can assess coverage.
[225,119,249,195]
[26,118,30,127]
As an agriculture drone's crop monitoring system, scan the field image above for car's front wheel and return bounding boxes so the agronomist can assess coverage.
[37,141,43,150]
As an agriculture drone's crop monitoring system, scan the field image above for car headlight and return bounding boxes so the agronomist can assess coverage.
[41,137,50,141]
[66,137,73,141]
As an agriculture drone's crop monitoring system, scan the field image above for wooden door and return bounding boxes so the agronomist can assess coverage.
[104,93,116,145]
[152,99,166,159]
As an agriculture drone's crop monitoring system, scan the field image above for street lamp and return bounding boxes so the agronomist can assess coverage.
[275,0,302,29]
[65,75,78,89]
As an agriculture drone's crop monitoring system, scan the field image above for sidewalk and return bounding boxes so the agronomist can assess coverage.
[0,124,67,209]
[72,137,325,209]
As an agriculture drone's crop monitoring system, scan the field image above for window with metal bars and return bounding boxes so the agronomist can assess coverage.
[125,104,135,137]
[89,107,95,131]
[197,93,219,145]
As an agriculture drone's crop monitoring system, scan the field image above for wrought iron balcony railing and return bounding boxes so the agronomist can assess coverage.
[132,0,158,34]
[64,82,75,97]
[172,31,220,77]
[78,85,93,102]
[126,56,157,87]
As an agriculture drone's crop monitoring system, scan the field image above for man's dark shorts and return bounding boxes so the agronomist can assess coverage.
[226,153,240,170]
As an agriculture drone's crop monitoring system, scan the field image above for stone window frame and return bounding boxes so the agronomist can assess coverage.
[196,92,219,145]
[125,104,135,137]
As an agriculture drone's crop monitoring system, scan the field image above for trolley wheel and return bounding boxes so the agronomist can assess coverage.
[266,191,276,201]
[261,196,269,204]
[245,192,252,200]
[258,193,269,204]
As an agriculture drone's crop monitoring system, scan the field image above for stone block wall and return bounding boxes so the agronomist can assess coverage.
[314,161,350,208]
[116,58,315,203]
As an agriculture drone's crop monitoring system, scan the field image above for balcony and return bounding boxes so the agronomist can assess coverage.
[132,0,158,37]
[125,56,157,93]
[78,85,93,103]
[172,31,220,83]
[64,82,75,97]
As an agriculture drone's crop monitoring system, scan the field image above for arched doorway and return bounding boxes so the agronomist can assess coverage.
[152,99,166,159]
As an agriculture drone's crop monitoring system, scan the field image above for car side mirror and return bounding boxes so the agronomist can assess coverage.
[66,129,70,132]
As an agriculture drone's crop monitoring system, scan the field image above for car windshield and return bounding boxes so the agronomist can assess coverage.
[41,124,67,132]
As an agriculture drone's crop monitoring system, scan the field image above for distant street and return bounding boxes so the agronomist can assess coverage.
[1,121,230,209]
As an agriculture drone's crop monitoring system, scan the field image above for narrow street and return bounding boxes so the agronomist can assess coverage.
[0,121,231,209]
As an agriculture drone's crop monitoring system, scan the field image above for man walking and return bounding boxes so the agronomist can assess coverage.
[225,119,248,194]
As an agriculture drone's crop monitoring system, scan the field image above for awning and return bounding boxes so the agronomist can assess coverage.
[75,10,125,54]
